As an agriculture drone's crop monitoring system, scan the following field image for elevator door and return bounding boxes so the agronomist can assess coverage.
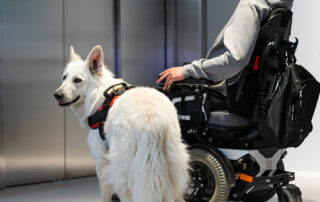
[0,0,5,189]
[64,0,115,178]
[120,0,165,86]
[206,0,238,52]
[176,0,201,66]
[2,0,65,186]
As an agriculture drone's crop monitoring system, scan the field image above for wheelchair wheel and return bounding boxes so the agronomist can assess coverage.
[185,148,231,202]
[281,185,302,202]
[242,160,284,202]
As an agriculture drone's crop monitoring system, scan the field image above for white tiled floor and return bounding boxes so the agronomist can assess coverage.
[0,176,319,202]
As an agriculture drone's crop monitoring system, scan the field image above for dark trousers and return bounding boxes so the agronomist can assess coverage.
[208,91,228,111]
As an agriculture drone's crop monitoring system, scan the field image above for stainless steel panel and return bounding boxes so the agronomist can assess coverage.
[120,0,165,86]
[0,0,5,189]
[206,0,238,52]
[64,0,115,73]
[166,0,177,67]
[3,0,65,186]
[176,0,201,66]
[64,0,115,178]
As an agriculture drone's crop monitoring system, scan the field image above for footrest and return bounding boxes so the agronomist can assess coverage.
[256,171,295,185]
[239,170,295,185]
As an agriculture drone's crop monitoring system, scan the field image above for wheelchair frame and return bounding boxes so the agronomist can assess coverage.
[160,8,307,202]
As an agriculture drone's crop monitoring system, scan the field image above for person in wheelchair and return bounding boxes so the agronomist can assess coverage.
[157,0,293,107]
[155,0,320,202]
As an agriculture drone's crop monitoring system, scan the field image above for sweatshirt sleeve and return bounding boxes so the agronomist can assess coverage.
[182,3,264,81]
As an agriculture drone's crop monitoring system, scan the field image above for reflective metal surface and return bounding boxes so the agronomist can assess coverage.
[166,0,177,67]
[64,0,115,73]
[206,0,238,52]
[0,0,243,188]
[0,0,5,189]
[176,0,201,65]
[2,0,65,186]
[64,0,115,178]
[120,0,165,86]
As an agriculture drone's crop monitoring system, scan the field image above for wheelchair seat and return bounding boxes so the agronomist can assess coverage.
[208,110,251,127]
[206,110,252,134]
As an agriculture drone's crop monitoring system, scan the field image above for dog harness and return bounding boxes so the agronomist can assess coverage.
[88,83,133,143]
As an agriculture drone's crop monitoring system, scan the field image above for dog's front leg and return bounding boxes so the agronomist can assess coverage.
[96,160,113,202]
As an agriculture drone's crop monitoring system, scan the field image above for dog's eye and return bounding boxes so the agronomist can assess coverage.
[74,78,82,83]
[63,75,67,80]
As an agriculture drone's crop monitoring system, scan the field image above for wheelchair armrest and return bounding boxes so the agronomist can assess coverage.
[158,77,217,86]
[173,77,214,85]
[158,77,213,86]
[158,77,226,93]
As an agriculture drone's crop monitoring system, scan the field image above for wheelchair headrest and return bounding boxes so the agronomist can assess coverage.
[259,8,293,42]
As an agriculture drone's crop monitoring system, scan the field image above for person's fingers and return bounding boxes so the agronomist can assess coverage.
[159,69,170,76]
[163,75,172,91]
[156,72,169,84]
[167,79,174,91]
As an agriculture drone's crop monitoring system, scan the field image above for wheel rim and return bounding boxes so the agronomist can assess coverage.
[186,160,216,202]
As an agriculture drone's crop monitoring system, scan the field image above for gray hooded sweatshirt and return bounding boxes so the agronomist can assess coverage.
[182,0,294,82]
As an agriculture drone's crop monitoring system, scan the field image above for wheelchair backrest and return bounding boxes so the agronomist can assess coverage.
[226,8,294,118]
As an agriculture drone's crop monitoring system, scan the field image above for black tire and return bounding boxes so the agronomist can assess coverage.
[242,160,285,202]
[282,186,303,202]
[185,148,231,202]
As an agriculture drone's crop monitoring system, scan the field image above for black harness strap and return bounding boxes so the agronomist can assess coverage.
[88,83,133,142]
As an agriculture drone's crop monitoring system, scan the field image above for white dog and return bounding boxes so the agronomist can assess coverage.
[54,45,190,202]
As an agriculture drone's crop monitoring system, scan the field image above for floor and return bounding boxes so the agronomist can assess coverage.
[0,176,319,202]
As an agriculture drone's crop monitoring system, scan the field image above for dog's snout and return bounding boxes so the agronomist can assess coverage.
[54,91,64,100]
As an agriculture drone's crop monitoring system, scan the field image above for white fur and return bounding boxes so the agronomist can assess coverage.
[55,45,190,202]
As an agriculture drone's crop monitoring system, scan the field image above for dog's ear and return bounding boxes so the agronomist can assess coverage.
[69,46,81,61]
[86,45,104,75]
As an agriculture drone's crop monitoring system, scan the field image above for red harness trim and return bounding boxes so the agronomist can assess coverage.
[89,95,121,129]
[87,83,133,142]
[253,56,261,71]
[91,122,99,129]
[110,95,120,107]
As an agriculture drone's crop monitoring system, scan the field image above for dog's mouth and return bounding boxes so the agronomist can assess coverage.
[59,96,80,107]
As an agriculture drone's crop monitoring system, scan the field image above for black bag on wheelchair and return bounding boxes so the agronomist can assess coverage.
[225,8,320,148]
[259,63,320,148]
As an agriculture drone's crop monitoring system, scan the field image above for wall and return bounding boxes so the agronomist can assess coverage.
[284,0,320,176]
[1,0,319,188]
[0,0,5,188]
[0,0,167,188]
[120,0,165,86]
[63,0,114,179]
[1,0,65,187]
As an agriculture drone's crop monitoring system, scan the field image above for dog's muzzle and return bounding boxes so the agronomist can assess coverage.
[57,95,80,107]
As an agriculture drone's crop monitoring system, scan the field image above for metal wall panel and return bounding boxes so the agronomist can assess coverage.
[3,0,65,186]
[0,0,5,189]
[176,0,201,66]
[166,0,177,67]
[64,0,115,178]
[120,0,165,86]
[173,0,238,66]
[206,0,238,52]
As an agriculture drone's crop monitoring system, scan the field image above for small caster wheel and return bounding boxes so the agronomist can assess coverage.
[278,184,302,202]
[112,194,120,202]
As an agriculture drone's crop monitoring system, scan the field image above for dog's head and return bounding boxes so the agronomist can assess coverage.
[54,45,105,107]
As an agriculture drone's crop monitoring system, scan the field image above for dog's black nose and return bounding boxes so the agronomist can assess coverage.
[54,92,64,100]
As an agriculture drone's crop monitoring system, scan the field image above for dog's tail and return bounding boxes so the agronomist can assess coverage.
[127,112,190,202]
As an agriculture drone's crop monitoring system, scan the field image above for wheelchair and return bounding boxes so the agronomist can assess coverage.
[161,8,320,202]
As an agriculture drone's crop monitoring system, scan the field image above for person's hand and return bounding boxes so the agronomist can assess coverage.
[156,67,185,91]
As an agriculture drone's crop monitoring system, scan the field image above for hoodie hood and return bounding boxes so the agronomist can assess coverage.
[264,0,294,9]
